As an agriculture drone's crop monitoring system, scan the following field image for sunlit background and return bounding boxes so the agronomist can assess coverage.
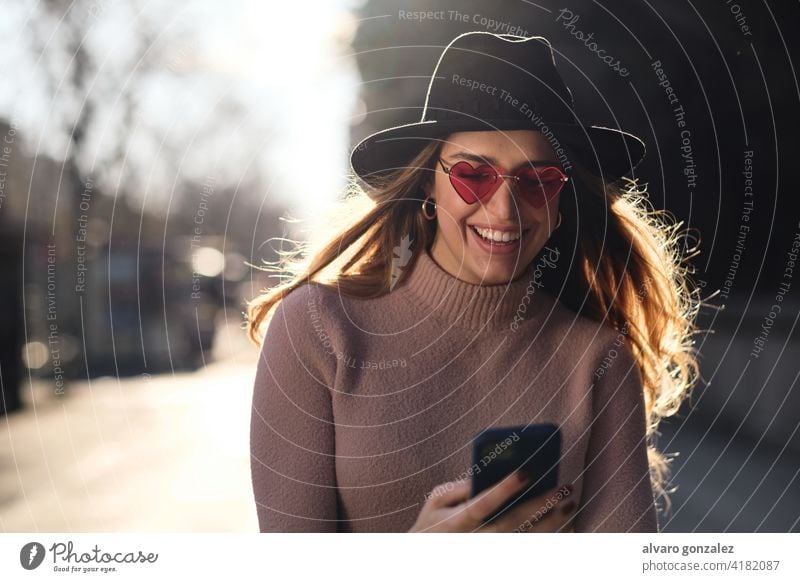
[1,0,798,532]
[0,0,361,532]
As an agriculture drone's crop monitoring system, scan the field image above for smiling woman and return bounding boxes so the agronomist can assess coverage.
[424,130,567,284]
[245,31,701,533]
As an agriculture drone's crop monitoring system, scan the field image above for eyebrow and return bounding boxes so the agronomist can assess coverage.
[445,151,561,169]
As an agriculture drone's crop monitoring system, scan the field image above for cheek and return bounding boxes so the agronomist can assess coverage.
[531,194,560,223]
[433,178,473,231]
[522,196,560,247]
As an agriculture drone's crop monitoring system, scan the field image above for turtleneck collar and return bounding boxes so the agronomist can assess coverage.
[396,249,553,332]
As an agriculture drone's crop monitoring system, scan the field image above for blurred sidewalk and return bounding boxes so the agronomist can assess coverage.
[0,321,261,532]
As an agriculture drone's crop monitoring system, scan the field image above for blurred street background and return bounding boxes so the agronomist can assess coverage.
[1,0,798,532]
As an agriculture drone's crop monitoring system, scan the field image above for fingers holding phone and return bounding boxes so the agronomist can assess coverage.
[470,423,576,532]
[408,478,472,532]
[410,470,544,532]
[410,423,574,533]
[477,480,577,533]
[410,471,576,533]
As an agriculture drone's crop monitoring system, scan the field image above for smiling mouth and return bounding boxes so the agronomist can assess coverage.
[468,225,530,245]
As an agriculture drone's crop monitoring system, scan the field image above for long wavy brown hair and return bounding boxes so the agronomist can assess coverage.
[245,139,704,514]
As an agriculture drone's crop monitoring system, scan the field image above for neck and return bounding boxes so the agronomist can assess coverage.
[396,248,553,332]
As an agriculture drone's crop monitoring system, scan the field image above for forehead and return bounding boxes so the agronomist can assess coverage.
[439,130,558,162]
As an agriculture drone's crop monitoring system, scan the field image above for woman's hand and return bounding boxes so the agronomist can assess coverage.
[409,470,576,532]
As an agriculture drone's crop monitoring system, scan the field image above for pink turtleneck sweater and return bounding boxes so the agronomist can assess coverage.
[249,249,659,532]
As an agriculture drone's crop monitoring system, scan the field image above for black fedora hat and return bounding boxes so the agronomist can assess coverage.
[350,31,645,188]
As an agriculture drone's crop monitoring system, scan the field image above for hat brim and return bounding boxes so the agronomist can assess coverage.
[350,117,645,186]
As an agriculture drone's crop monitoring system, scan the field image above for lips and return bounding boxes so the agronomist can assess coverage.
[470,225,527,242]
[468,225,530,255]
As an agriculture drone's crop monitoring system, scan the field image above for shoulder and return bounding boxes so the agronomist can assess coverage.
[259,283,340,377]
[272,281,330,315]
[267,282,341,335]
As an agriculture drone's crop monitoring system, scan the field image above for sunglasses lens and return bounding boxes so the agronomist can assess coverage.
[448,161,500,204]
[515,167,565,208]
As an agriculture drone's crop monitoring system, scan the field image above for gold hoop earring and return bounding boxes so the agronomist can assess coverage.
[554,212,562,230]
[421,195,437,220]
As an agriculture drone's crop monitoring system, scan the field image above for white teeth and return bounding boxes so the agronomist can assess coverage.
[473,226,522,243]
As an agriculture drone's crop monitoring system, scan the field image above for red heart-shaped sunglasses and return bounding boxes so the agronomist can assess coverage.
[438,159,569,209]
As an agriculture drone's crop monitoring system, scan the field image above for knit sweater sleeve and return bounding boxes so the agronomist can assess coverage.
[573,335,659,532]
[249,284,339,532]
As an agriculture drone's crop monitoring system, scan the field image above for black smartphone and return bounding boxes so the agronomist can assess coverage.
[470,423,561,523]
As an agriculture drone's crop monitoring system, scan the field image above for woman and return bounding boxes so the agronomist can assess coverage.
[247,32,701,532]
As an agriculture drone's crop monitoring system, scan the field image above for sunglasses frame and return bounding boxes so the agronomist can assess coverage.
[437,158,569,208]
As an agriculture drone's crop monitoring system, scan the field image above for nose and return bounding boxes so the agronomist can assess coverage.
[483,177,522,220]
